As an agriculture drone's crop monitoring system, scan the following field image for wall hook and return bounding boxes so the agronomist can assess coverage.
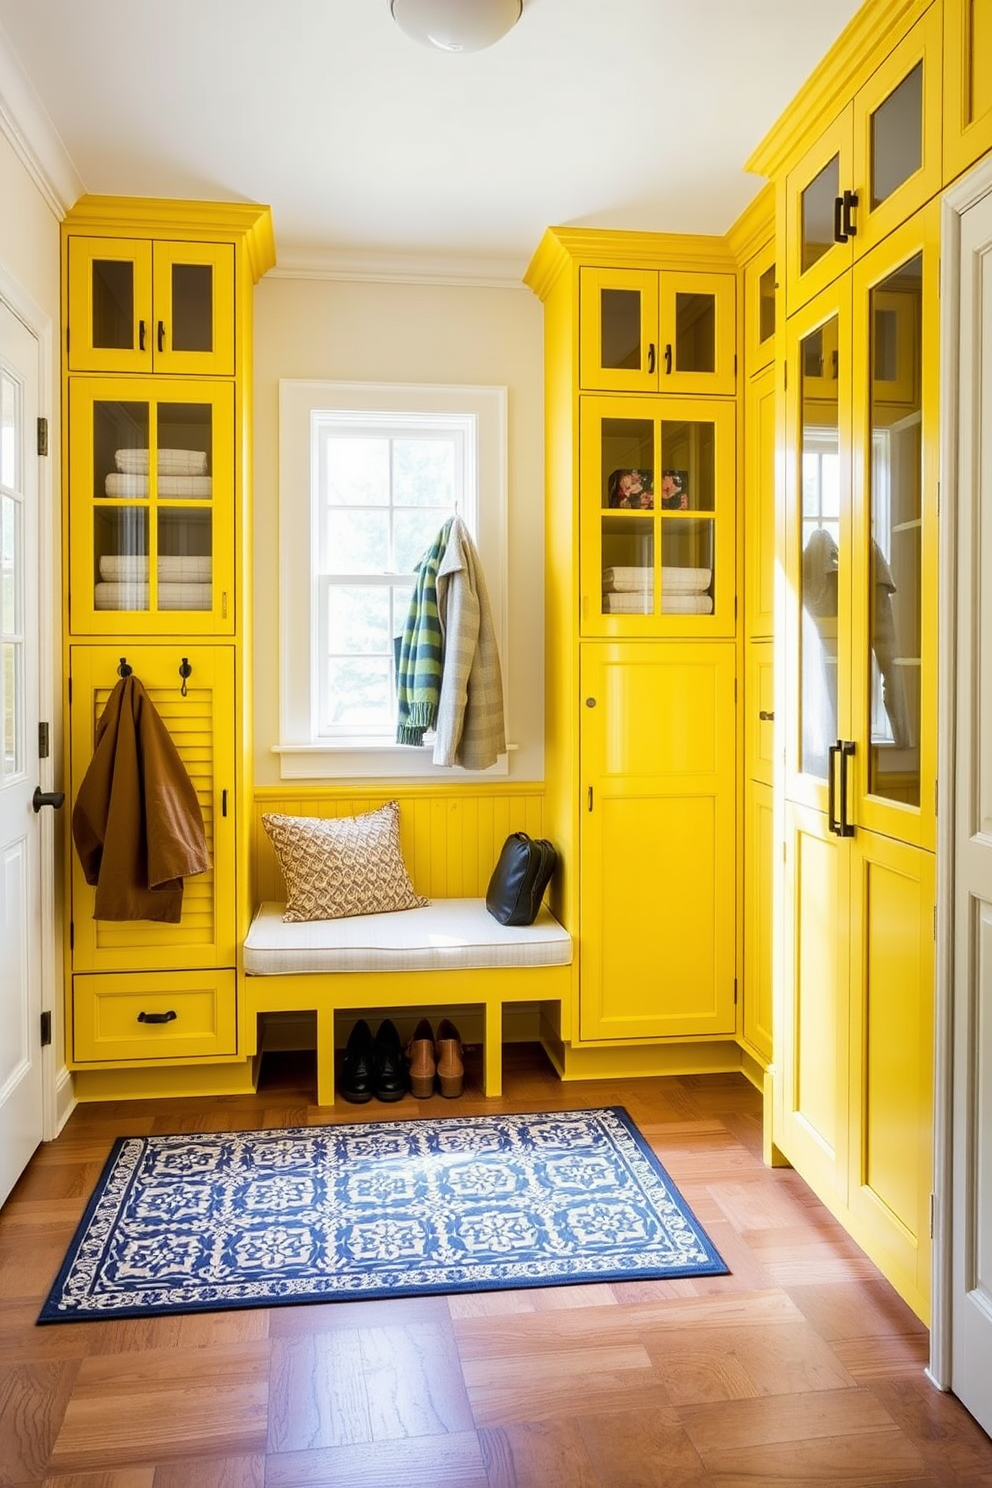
[179,657,192,697]
[118,657,132,677]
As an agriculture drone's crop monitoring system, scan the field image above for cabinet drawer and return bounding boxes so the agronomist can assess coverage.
[73,970,237,1064]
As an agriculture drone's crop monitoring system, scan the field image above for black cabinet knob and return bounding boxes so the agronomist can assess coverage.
[32,787,65,812]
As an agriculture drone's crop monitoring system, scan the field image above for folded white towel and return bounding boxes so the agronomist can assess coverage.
[661,594,714,614]
[601,591,714,615]
[94,581,212,611]
[115,448,208,477]
[99,555,213,583]
[104,474,213,499]
[601,592,653,614]
[602,566,652,593]
[602,565,712,595]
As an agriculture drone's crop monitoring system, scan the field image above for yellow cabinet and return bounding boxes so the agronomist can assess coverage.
[745,642,775,787]
[743,779,774,1063]
[73,969,238,1065]
[68,644,237,974]
[579,266,736,395]
[784,5,942,315]
[578,641,737,1042]
[66,236,236,376]
[943,0,992,181]
[579,395,735,637]
[67,377,235,636]
[743,238,777,376]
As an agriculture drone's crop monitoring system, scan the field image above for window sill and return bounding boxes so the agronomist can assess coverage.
[272,741,514,780]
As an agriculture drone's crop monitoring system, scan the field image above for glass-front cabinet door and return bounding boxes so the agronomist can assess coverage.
[579,269,736,394]
[66,238,235,376]
[68,377,235,635]
[785,7,940,317]
[943,0,992,180]
[579,395,735,637]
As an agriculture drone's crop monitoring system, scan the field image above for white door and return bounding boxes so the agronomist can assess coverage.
[949,174,992,1437]
[0,298,45,1207]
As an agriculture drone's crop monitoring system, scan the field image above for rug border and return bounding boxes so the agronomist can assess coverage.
[36,1105,728,1325]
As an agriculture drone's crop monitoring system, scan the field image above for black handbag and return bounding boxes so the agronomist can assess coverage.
[485,832,558,926]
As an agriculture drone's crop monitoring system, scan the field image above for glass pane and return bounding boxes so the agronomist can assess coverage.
[327,585,392,655]
[675,293,715,373]
[3,640,20,776]
[0,369,15,488]
[323,658,392,728]
[661,520,714,614]
[94,401,150,498]
[868,253,922,806]
[326,509,389,573]
[871,63,923,208]
[158,509,212,610]
[393,438,454,507]
[170,263,213,353]
[661,420,715,511]
[2,493,18,634]
[799,316,841,780]
[94,507,149,611]
[603,420,653,508]
[395,509,449,574]
[157,403,213,490]
[91,259,134,351]
[801,155,840,272]
[602,515,653,614]
[600,288,641,371]
[323,436,389,507]
[759,264,776,344]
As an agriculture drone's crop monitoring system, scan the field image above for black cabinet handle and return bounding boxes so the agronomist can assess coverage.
[758,710,775,721]
[157,320,165,353]
[833,195,847,244]
[664,343,673,375]
[137,1010,177,1024]
[32,787,65,812]
[839,739,856,837]
[842,190,858,239]
[138,319,146,352]
[828,741,841,835]
[647,342,655,374]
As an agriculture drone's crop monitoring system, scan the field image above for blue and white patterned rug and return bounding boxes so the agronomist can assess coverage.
[38,1106,727,1322]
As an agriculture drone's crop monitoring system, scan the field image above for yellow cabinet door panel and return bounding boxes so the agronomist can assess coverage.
[848,832,934,1320]
[743,779,774,1063]
[579,641,737,1041]
[69,644,237,972]
[73,969,237,1064]
[746,641,775,787]
[944,0,992,181]
[67,237,236,376]
[744,238,777,376]
[744,362,777,641]
[579,267,736,394]
[778,801,851,1207]
[67,376,236,636]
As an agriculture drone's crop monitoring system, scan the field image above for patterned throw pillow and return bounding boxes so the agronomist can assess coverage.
[262,801,428,922]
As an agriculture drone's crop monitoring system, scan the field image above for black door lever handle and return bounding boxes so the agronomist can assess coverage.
[32,787,65,812]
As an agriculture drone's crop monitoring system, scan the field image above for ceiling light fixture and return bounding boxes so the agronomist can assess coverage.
[389,0,522,52]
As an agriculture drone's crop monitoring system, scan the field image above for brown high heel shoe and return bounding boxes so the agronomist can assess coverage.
[435,1018,464,1098]
[406,1018,436,1098]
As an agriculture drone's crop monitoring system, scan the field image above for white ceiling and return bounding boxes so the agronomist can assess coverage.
[0,0,864,280]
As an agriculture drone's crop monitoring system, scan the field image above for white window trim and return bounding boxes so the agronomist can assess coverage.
[276,379,509,779]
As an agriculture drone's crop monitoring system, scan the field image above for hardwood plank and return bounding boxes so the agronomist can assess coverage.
[577,1406,710,1488]
[0,1360,80,1484]
[40,1472,155,1488]
[679,1387,899,1451]
[478,1421,601,1488]
[264,1431,488,1488]
[267,1327,371,1452]
[356,1323,476,1441]
[153,1454,266,1488]
[695,1427,927,1483]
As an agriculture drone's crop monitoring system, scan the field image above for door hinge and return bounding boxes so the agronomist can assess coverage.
[69,920,74,950]
[38,721,50,759]
[734,353,738,375]
[221,789,228,817]
[37,417,48,457]
[40,1010,52,1047]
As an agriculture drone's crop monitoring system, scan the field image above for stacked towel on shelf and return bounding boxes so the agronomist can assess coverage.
[104,448,211,500]
[99,555,212,583]
[601,565,714,615]
[94,552,213,612]
[94,582,213,612]
[115,448,208,476]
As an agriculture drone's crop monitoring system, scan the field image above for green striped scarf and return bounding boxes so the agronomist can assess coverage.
[395,520,451,745]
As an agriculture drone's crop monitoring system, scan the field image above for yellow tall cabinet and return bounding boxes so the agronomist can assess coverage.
[61,197,274,1099]
[525,229,740,1067]
[747,0,943,1320]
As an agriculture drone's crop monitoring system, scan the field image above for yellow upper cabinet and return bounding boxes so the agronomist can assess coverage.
[783,4,942,316]
[67,237,236,376]
[579,265,736,395]
[943,0,992,180]
[744,238,777,377]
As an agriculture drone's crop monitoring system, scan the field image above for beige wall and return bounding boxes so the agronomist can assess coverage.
[252,273,546,786]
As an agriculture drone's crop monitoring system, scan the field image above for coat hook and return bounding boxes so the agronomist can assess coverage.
[118,657,132,677]
[179,657,192,697]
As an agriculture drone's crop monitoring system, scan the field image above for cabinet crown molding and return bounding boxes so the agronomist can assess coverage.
[524,225,737,302]
[62,196,276,282]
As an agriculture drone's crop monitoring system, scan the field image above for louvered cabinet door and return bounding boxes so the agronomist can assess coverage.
[68,644,236,971]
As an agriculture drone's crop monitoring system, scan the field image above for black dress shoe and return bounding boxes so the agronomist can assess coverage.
[373,1019,408,1102]
[340,1018,375,1103]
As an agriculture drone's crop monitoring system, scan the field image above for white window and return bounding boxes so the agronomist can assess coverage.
[277,381,508,778]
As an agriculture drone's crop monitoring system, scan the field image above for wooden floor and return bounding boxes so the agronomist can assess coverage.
[2,1045,991,1488]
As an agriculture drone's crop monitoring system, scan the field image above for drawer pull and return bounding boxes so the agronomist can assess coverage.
[137,1010,177,1024]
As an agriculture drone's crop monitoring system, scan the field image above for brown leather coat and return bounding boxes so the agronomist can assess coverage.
[71,675,209,922]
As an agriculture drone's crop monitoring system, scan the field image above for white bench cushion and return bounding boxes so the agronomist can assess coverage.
[244,898,573,976]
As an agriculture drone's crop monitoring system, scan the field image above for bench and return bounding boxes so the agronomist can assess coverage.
[243,898,573,1105]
